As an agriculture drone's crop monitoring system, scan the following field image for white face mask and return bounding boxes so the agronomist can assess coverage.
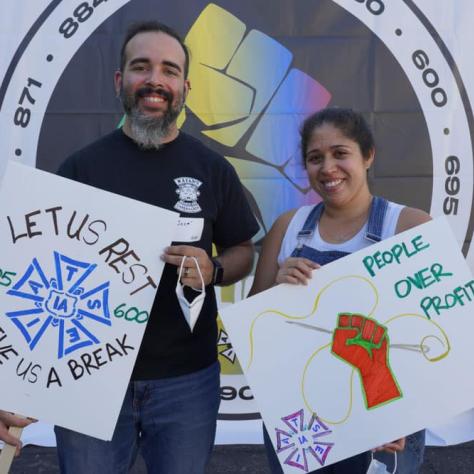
[367,452,397,474]
[176,256,206,332]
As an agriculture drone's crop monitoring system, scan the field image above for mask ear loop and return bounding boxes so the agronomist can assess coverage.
[177,256,205,293]
[178,255,188,283]
[190,256,205,293]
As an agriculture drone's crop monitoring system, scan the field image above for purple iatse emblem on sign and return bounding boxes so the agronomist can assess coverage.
[274,409,333,472]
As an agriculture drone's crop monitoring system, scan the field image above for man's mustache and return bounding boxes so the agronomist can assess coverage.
[136,87,173,102]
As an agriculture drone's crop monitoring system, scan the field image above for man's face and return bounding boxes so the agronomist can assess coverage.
[115,31,190,146]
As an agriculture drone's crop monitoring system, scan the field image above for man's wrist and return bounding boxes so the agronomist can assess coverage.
[211,257,224,285]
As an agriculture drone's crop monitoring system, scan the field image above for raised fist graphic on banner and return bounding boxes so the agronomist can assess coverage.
[181,4,332,411]
[331,313,402,409]
[183,3,332,237]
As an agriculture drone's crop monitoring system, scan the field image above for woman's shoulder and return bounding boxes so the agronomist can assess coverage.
[395,206,432,233]
[270,208,299,235]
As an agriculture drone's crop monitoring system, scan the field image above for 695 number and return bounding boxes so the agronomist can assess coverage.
[443,155,460,215]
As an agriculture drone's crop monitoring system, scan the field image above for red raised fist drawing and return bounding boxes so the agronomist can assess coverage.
[331,313,402,409]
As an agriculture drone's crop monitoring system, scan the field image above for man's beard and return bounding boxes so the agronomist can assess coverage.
[120,86,185,150]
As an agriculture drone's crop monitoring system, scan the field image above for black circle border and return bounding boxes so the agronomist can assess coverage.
[1,0,473,422]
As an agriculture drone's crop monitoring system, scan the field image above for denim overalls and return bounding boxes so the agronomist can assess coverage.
[290,195,388,264]
[264,196,424,473]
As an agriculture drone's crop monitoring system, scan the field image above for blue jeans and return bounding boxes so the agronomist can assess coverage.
[375,430,425,473]
[55,361,221,474]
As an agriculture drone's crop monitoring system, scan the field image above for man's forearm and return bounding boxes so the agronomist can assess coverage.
[215,240,254,286]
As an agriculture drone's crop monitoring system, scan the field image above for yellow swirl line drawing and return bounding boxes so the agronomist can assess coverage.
[246,275,378,369]
[301,342,356,425]
[247,276,452,426]
[383,313,451,362]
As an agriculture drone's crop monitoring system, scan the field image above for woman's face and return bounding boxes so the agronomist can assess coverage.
[304,123,374,208]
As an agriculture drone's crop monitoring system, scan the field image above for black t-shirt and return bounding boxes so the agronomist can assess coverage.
[58,129,259,379]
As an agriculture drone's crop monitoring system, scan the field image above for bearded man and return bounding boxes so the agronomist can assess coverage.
[55,21,259,474]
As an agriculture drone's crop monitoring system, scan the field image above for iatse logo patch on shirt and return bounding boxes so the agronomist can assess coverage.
[174,177,202,213]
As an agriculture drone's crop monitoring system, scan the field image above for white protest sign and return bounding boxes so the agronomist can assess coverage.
[221,218,474,472]
[0,162,178,440]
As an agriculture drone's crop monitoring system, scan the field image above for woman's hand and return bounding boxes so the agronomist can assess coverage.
[276,257,320,285]
[0,411,36,456]
[373,437,406,454]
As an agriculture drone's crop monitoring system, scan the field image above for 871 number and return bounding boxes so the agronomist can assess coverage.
[14,78,42,129]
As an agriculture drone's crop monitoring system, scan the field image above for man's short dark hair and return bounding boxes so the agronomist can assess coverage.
[120,21,190,78]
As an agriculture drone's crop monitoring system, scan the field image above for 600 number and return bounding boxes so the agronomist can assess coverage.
[114,303,149,324]
[412,50,448,108]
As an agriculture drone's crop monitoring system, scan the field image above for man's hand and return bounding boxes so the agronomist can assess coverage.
[276,257,320,285]
[0,411,35,456]
[373,437,406,454]
[163,245,213,287]
[331,314,402,409]
[163,240,254,288]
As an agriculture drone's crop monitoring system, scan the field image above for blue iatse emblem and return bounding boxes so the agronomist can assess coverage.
[6,252,111,358]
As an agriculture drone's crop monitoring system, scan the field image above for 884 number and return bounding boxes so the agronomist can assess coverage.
[354,0,385,15]
[59,0,108,39]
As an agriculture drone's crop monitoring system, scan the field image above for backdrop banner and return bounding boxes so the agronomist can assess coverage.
[1,0,474,447]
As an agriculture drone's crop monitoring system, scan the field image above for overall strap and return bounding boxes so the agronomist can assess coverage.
[365,196,389,243]
[293,196,389,254]
[295,202,324,249]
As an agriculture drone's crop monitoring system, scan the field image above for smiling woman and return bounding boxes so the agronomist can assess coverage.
[249,107,431,474]
[302,111,374,216]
